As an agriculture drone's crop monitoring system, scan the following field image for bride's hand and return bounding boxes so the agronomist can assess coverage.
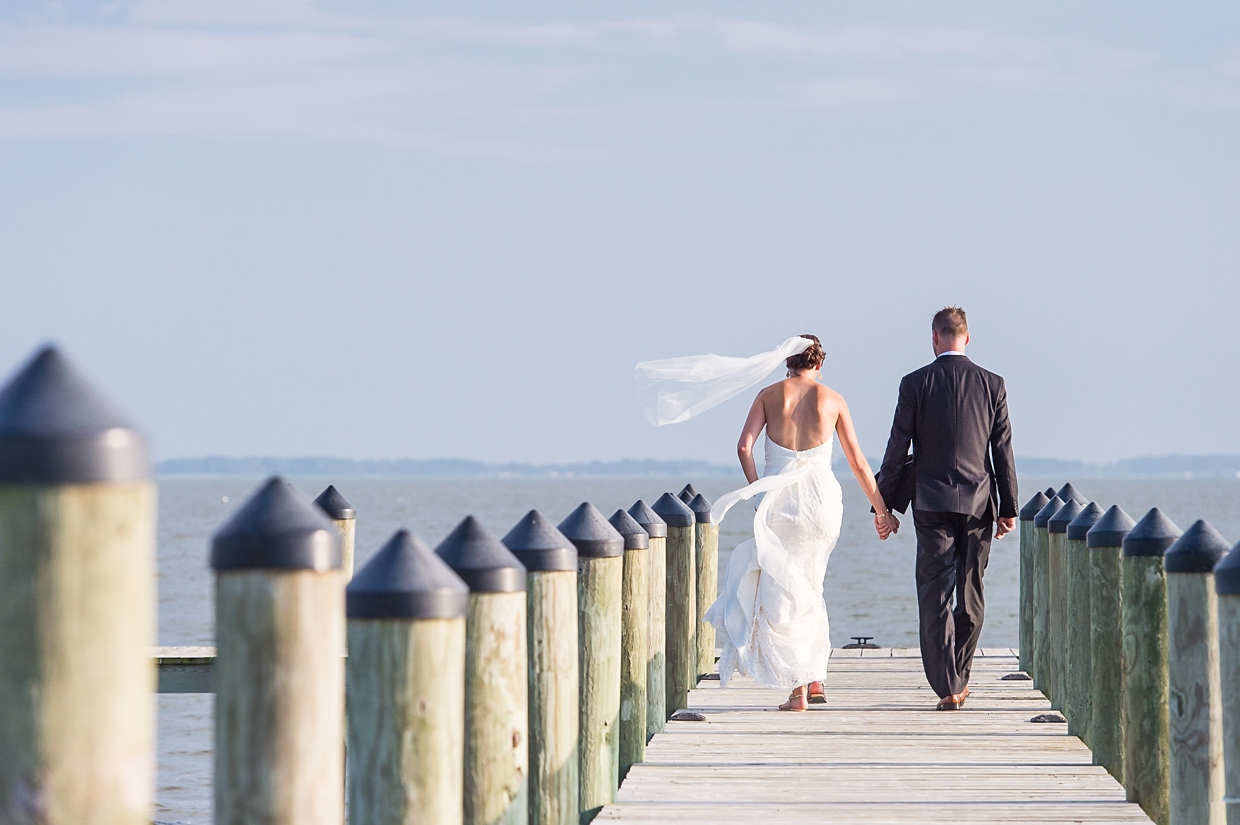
[875,512,898,540]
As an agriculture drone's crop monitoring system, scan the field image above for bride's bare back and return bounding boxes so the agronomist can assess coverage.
[760,378,839,452]
[733,344,895,539]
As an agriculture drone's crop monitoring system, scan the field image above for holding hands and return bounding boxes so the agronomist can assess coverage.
[874,511,900,540]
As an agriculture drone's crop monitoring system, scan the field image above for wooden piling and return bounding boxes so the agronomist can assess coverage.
[438,517,530,825]
[503,511,579,825]
[346,530,469,825]
[1213,540,1240,825]
[1019,491,1050,676]
[1121,508,1182,825]
[0,347,156,825]
[1049,499,1085,711]
[608,509,649,779]
[1065,502,1103,744]
[652,493,697,715]
[315,485,357,581]
[628,501,667,742]
[1032,495,1064,697]
[1087,505,1136,784]
[211,477,344,825]
[1164,520,1229,825]
[559,503,624,821]
[687,493,718,678]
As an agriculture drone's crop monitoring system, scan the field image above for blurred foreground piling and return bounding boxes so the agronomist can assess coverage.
[0,347,156,825]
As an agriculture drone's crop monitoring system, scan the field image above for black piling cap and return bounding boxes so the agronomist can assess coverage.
[347,530,468,619]
[1166,520,1231,574]
[435,516,526,592]
[1214,539,1240,595]
[1122,508,1183,558]
[0,345,149,484]
[211,477,341,571]
[313,485,355,520]
[1020,491,1050,522]
[559,503,624,558]
[651,492,695,528]
[1056,483,1089,505]
[1049,500,1085,534]
[1033,496,1064,529]
[609,509,649,550]
[628,500,667,538]
[688,493,713,524]
[679,483,698,502]
[1044,487,1056,497]
[1067,503,1105,541]
[1087,505,1137,548]
[501,510,576,572]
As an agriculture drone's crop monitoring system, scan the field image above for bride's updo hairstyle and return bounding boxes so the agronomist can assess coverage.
[785,334,824,374]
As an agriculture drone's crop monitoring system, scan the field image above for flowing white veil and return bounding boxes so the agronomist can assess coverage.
[635,336,814,426]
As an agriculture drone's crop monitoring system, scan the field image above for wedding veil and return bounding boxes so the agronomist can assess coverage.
[635,336,815,426]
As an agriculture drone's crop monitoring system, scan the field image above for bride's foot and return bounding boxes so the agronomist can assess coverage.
[779,685,809,712]
[807,681,826,704]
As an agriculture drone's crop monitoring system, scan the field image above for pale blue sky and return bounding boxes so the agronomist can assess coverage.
[1,1,1238,465]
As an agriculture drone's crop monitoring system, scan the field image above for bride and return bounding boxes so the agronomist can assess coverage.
[636,334,897,711]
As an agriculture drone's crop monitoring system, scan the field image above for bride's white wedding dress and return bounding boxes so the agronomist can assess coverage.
[705,433,843,689]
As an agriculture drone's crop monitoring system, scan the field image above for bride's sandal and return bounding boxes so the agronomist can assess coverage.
[807,681,826,704]
[779,687,809,712]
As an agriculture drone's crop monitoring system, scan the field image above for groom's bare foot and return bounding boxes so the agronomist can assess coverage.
[935,691,966,710]
[779,686,809,711]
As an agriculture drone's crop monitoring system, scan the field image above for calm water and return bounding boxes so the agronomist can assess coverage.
[155,475,1240,823]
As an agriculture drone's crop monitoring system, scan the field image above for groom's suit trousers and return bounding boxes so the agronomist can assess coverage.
[913,509,993,699]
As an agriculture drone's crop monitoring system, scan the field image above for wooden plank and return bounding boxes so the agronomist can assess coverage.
[605,650,1152,824]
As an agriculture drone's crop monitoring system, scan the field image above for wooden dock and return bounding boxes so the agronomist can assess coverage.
[602,648,1153,824]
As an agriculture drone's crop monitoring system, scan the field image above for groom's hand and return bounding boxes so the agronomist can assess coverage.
[995,517,1016,539]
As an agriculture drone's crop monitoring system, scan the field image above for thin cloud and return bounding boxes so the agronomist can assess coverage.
[0,25,390,76]
[0,8,1235,159]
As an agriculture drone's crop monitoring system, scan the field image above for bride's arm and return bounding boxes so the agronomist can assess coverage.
[737,392,766,485]
[835,397,898,536]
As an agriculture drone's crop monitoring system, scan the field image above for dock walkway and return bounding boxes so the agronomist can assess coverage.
[602,648,1152,824]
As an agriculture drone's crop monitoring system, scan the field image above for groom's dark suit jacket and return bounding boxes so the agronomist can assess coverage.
[877,354,1018,520]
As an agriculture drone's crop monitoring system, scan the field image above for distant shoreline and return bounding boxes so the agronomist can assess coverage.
[157,454,1240,480]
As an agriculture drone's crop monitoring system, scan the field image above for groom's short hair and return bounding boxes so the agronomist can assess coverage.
[932,306,968,338]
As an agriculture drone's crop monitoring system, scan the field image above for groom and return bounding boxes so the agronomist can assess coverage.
[877,307,1018,711]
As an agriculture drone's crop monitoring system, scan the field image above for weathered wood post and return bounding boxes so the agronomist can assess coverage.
[1213,539,1240,825]
[608,509,649,779]
[1066,501,1104,744]
[1122,508,1182,825]
[1049,499,1085,710]
[1019,491,1050,676]
[1164,520,1228,825]
[628,501,667,741]
[346,530,469,825]
[1032,495,1064,697]
[211,477,344,825]
[437,517,529,825]
[686,493,718,678]
[558,503,624,821]
[315,485,357,581]
[503,511,579,825]
[0,346,155,825]
[652,492,696,714]
[1088,505,1136,784]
